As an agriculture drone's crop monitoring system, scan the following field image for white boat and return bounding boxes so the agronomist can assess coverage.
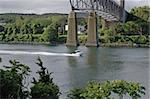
[71,50,83,56]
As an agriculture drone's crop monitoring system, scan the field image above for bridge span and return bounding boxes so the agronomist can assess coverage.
[66,0,127,47]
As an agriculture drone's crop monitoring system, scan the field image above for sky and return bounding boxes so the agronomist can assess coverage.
[0,0,149,14]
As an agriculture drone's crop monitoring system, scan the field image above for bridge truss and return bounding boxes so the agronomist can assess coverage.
[69,0,126,21]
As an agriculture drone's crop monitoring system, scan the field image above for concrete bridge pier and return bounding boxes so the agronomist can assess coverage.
[86,11,99,47]
[66,11,78,46]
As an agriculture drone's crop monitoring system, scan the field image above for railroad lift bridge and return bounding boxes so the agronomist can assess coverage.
[66,0,127,47]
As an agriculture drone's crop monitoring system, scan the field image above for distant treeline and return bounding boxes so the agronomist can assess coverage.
[0,13,68,43]
[0,6,149,45]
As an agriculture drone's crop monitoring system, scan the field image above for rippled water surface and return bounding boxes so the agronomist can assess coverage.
[0,44,149,99]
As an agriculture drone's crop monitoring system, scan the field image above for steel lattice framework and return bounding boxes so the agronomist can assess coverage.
[69,0,126,21]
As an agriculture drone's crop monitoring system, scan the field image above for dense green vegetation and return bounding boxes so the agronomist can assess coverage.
[67,80,145,99]
[0,57,146,99]
[0,6,149,45]
[0,13,67,43]
[99,6,149,45]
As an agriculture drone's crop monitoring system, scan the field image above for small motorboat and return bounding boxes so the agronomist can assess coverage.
[71,50,83,56]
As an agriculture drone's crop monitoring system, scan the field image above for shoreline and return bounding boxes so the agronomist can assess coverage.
[100,43,150,48]
[0,42,149,48]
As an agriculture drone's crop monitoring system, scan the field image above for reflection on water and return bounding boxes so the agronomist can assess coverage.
[66,46,79,68]
[87,47,98,69]
[0,44,149,99]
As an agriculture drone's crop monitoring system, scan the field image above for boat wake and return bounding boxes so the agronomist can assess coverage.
[0,50,82,57]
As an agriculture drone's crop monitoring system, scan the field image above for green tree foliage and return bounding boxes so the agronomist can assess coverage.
[0,60,31,99]
[0,57,60,99]
[67,88,84,99]
[123,21,138,35]
[30,57,60,99]
[50,16,67,28]
[80,81,112,99]
[100,20,149,44]
[0,14,67,43]
[78,35,87,44]
[68,80,145,99]
[0,6,149,44]
[127,6,150,35]
[99,6,150,44]
[42,25,58,42]
[130,6,150,22]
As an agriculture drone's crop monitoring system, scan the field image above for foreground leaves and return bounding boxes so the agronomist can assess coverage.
[68,80,146,99]
[30,57,60,99]
[0,60,31,99]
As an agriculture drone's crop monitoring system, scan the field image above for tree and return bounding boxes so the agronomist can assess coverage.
[130,6,150,22]
[41,25,58,42]
[0,60,31,99]
[0,14,67,43]
[123,21,140,35]
[126,6,150,35]
[50,16,67,28]
[30,57,60,99]
[113,23,124,35]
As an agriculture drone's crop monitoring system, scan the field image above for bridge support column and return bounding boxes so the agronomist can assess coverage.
[66,11,78,46]
[86,11,99,47]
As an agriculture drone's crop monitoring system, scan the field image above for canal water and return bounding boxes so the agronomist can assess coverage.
[0,44,149,99]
